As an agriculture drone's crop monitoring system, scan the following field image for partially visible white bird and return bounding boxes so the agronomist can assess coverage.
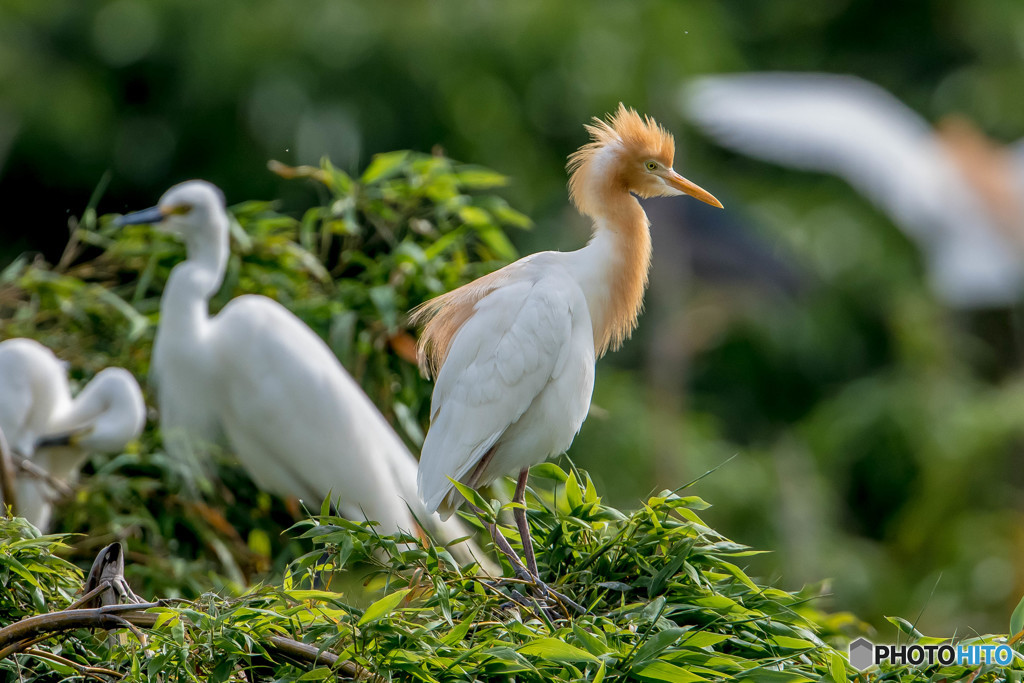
[116,181,486,565]
[413,105,722,582]
[683,72,1024,308]
[0,338,146,530]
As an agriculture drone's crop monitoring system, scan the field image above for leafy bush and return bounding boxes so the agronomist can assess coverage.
[4,465,1021,681]
[0,466,852,682]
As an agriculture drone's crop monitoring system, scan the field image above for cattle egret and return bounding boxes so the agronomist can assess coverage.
[683,72,1024,308]
[0,338,145,530]
[413,105,722,584]
[116,181,487,566]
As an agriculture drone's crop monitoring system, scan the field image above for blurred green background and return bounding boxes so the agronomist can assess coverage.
[1,0,1023,637]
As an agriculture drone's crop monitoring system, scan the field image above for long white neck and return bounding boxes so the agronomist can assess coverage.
[41,379,115,481]
[45,370,143,470]
[158,216,229,346]
[48,384,107,436]
[565,147,652,357]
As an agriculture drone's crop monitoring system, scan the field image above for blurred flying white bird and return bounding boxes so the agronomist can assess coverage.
[413,105,722,587]
[683,72,1024,308]
[0,338,145,530]
[116,181,486,565]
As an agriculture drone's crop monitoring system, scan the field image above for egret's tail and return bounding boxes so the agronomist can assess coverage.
[390,448,498,575]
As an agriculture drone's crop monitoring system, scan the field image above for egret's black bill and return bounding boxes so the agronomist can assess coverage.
[35,433,75,449]
[115,206,164,227]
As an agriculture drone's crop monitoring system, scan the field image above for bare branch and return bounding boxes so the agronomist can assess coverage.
[0,607,146,658]
[23,647,125,681]
[0,607,376,679]
[13,452,75,498]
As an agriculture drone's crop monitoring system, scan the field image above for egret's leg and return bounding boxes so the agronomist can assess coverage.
[468,502,585,616]
[513,468,539,578]
[470,506,532,580]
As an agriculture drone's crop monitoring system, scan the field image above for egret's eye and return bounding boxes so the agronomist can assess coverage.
[165,204,193,216]
[645,161,658,171]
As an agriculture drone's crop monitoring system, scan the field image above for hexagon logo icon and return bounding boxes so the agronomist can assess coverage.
[848,637,874,671]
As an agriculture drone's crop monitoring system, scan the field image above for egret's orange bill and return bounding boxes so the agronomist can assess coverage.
[667,170,723,208]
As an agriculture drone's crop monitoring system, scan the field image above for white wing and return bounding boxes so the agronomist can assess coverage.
[684,72,1024,307]
[210,295,422,535]
[0,339,73,530]
[0,339,69,455]
[683,73,953,241]
[418,262,594,515]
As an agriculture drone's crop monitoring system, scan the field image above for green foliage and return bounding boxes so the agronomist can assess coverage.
[4,466,1021,681]
[0,526,81,624]
[0,466,857,681]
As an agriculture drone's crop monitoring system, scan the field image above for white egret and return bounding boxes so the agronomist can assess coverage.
[413,105,722,583]
[683,72,1024,308]
[116,181,487,565]
[0,338,146,530]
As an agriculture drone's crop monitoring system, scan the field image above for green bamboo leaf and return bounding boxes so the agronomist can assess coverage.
[573,623,610,657]
[565,472,584,510]
[632,627,688,667]
[442,608,479,646]
[714,560,759,591]
[285,590,346,604]
[826,652,847,683]
[767,635,815,650]
[884,616,923,639]
[678,631,730,648]
[453,167,508,189]
[5,556,41,588]
[457,205,492,227]
[151,609,180,630]
[518,638,599,663]
[449,478,493,517]
[530,462,568,482]
[475,225,517,260]
[634,661,709,682]
[361,150,409,184]
[357,587,412,626]
[1011,592,1024,639]
[735,672,813,683]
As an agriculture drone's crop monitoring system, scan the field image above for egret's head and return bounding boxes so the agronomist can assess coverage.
[35,367,146,455]
[568,103,722,216]
[116,180,226,238]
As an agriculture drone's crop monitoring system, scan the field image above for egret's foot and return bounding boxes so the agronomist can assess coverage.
[489,569,585,617]
[476,510,584,616]
[527,575,585,615]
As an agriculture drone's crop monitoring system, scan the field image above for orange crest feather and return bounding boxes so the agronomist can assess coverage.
[567,103,675,214]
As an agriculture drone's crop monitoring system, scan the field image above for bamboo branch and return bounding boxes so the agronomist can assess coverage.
[0,605,152,658]
[0,606,374,679]
[22,647,125,681]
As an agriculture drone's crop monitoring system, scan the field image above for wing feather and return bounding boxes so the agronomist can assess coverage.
[682,72,949,237]
[417,269,584,515]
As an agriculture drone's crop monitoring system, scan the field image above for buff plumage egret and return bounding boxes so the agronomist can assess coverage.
[412,105,722,595]
[115,181,487,567]
[0,338,145,530]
